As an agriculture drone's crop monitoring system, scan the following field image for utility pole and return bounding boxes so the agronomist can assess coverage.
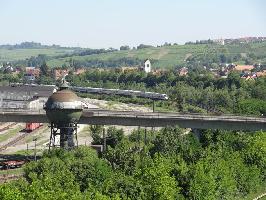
[26,143,29,160]
[33,138,37,161]
[152,100,155,112]
[138,126,141,148]
[144,128,147,145]
[103,127,106,152]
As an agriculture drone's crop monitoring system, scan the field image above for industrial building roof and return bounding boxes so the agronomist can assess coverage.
[0,85,56,98]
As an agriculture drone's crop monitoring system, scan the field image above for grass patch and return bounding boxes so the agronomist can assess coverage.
[13,149,42,156]
[78,125,90,137]
[0,168,23,176]
[0,126,22,143]
[24,126,49,143]
[36,139,49,146]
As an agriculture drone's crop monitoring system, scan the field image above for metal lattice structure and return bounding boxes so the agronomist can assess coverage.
[48,123,78,150]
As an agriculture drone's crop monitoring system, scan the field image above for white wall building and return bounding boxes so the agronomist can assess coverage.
[144,59,151,73]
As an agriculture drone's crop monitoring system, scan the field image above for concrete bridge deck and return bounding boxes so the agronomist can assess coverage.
[0,109,265,131]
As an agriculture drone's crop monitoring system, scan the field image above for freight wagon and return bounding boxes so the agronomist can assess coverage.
[25,123,42,132]
[0,160,26,169]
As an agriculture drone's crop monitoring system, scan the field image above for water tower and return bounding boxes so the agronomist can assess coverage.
[44,81,83,150]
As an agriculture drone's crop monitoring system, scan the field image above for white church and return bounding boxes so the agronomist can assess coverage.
[141,59,151,73]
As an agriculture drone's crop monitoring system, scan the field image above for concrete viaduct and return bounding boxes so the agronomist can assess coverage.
[0,109,265,131]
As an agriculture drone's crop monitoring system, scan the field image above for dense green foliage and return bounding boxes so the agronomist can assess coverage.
[1,127,266,199]
[66,69,266,115]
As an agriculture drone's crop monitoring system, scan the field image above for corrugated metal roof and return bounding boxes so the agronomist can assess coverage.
[0,85,56,97]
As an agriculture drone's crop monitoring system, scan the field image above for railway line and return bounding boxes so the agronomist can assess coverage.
[0,122,17,132]
[0,161,26,183]
[0,173,23,183]
[0,124,43,152]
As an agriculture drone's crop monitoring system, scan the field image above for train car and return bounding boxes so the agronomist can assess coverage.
[144,92,153,98]
[90,88,103,94]
[25,123,42,132]
[86,87,95,93]
[72,86,86,93]
[77,86,87,93]
[120,90,132,96]
[70,86,169,100]
[0,160,26,169]
[104,88,118,95]
[159,94,169,100]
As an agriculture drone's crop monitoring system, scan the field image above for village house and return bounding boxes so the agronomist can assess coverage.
[25,67,40,77]
[178,67,188,76]
[256,70,266,77]
[23,67,40,83]
[74,68,87,75]
[53,69,69,80]
[233,65,254,72]
[24,74,36,82]
[11,67,22,76]
[240,72,257,80]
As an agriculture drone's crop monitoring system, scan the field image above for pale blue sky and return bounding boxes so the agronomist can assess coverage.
[0,0,265,48]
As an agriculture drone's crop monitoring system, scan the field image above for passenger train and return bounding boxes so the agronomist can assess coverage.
[8,83,169,100]
[71,86,169,100]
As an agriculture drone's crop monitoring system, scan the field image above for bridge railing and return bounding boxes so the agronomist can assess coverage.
[0,109,265,123]
[85,108,264,117]
[88,110,266,122]
[0,109,44,114]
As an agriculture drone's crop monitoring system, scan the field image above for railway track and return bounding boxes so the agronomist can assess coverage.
[0,125,43,152]
[0,123,17,132]
[0,174,23,183]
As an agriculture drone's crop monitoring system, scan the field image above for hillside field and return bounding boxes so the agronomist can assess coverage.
[0,48,74,63]
[1,42,266,68]
[47,42,266,68]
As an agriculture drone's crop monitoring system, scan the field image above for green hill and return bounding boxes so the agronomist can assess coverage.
[0,48,76,63]
[1,41,266,68]
[47,42,266,68]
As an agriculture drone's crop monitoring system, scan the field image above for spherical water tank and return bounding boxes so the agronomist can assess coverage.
[44,86,83,125]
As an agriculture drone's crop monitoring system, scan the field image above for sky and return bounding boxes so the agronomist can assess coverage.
[0,0,265,48]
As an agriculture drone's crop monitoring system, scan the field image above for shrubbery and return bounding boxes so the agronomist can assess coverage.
[1,127,265,199]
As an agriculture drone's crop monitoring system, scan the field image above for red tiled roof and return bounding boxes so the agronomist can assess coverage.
[256,70,266,77]
[234,65,254,71]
